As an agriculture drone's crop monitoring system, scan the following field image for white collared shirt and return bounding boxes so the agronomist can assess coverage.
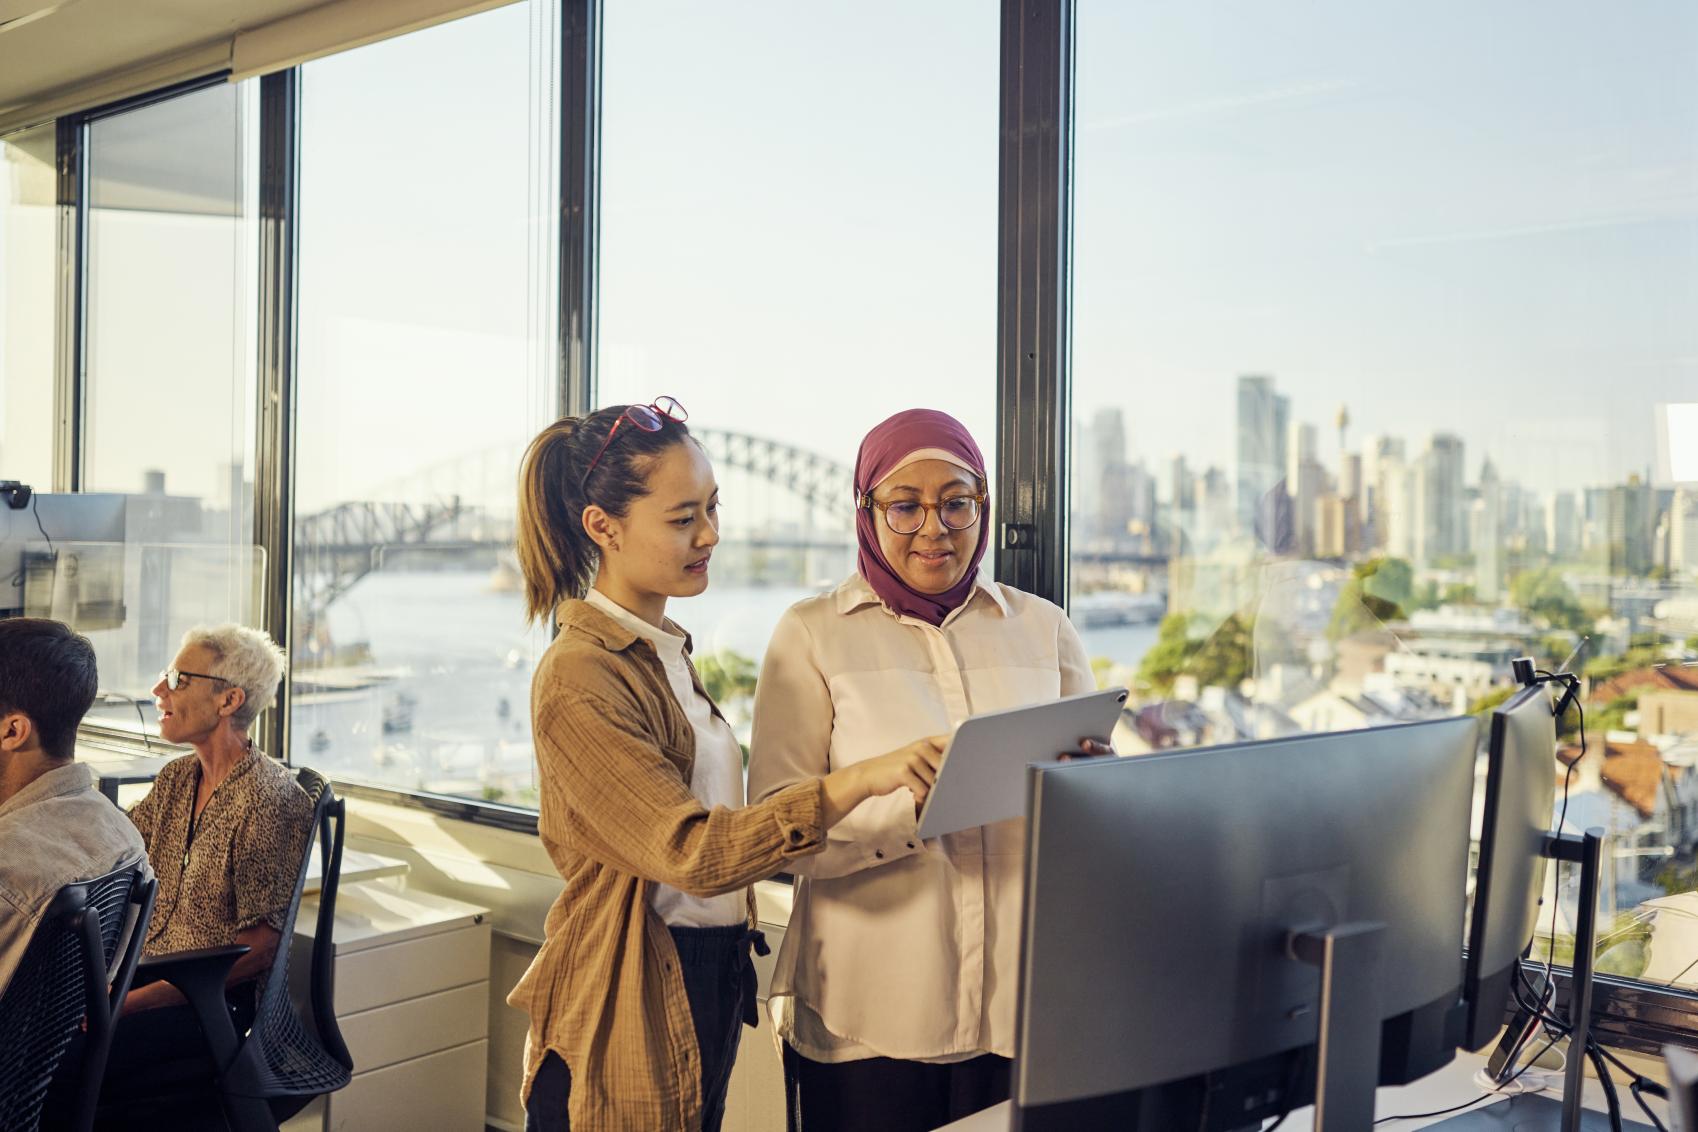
[585,588,747,928]
[747,572,1095,1062]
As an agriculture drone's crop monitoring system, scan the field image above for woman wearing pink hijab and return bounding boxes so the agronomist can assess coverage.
[747,409,1101,1132]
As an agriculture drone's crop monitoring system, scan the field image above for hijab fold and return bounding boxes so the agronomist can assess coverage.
[853,409,989,627]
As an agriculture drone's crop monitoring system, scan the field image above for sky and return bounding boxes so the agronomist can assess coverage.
[3,0,1695,519]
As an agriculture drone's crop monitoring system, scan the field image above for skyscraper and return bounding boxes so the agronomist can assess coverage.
[1288,420,1322,557]
[1473,460,1502,602]
[1548,491,1579,559]
[1236,375,1289,533]
[1418,433,1466,564]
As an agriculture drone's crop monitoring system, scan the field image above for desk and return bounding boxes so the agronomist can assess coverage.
[304,847,409,897]
[935,1051,1669,1130]
[78,747,172,805]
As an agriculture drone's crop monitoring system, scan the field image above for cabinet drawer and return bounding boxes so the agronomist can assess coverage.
[339,981,489,1073]
[334,923,490,1016]
[327,1040,488,1132]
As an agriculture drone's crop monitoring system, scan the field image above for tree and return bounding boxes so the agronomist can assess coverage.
[1136,613,1195,696]
[1328,557,1408,641]
[1468,686,1515,721]
[1359,557,1415,614]
[1510,568,1589,633]
[697,649,759,707]
[1135,611,1252,696]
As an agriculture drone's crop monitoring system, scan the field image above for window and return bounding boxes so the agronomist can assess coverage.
[1070,3,1698,985]
[0,124,56,492]
[77,83,263,737]
[598,0,999,743]
[292,2,559,805]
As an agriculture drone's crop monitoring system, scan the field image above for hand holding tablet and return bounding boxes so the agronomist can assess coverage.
[915,688,1129,840]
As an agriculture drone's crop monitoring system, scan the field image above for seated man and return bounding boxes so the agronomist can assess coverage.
[0,617,148,1001]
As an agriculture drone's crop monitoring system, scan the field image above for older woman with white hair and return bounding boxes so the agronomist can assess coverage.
[119,623,312,1024]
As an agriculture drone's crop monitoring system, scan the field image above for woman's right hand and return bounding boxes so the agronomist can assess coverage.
[819,735,947,829]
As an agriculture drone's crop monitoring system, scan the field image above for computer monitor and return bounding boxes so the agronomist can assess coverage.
[1459,682,1556,1052]
[1012,715,1480,1131]
[0,491,128,620]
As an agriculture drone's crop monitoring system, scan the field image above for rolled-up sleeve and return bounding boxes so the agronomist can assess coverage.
[537,681,823,897]
[749,608,924,880]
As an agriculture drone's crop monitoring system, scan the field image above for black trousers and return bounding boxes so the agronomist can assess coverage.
[783,1044,1013,1132]
[525,924,762,1132]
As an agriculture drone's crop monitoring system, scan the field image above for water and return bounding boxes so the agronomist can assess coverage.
[294,570,1161,802]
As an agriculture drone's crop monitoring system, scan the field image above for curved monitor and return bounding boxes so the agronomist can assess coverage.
[1013,715,1479,1131]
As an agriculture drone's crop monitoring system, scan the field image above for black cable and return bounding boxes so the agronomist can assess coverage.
[1258,1047,1309,1131]
[98,691,156,756]
[1585,1039,1625,1131]
[29,490,53,552]
[1371,1091,1496,1124]
[1592,1042,1670,1131]
[1373,1033,1563,1125]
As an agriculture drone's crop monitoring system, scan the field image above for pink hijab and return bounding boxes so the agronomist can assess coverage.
[853,409,990,626]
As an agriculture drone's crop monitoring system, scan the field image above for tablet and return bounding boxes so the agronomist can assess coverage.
[915,687,1129,840]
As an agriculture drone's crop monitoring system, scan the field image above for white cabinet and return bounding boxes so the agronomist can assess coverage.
[284,882,491,1132]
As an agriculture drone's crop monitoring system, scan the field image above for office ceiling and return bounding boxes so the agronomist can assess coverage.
[0,0,321,120]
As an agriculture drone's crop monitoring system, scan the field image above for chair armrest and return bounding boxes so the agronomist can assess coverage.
[132,944,250,990]
[132,945,252,1069]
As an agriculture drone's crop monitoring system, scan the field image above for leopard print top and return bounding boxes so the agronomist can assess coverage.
[127,748,313,958]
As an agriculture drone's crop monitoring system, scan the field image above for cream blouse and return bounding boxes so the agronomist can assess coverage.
[747,572,1094,1062]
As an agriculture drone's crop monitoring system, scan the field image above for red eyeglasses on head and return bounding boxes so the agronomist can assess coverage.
[580,396,688,495]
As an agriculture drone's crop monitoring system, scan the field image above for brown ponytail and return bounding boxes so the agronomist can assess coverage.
[515,406,694,623]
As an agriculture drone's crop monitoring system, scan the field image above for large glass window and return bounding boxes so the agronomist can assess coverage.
[292,2,558,805]
[1070,3,1698,983]
[77,83,263,736]
[0,124,57,493]
[598,0,999,743]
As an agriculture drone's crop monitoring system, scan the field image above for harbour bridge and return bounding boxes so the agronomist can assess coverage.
[292,428,860,620]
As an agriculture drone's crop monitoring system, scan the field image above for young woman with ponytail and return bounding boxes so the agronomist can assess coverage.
[507,399,945,1132]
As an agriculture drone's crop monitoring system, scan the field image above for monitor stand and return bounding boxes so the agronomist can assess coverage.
[1432,828,1654,1131]
[1289,920,1385,1132]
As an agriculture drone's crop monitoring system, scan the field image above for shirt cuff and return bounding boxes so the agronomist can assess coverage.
[855,790,924,869]
[770,779,827,857]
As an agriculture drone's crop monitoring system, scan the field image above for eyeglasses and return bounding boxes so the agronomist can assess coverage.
[860,491,986,536]
[160,667,228,691]
[581,396,688,494]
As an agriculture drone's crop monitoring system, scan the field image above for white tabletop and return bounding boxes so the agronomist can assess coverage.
[303,846,409,896]
[933,1050,1669,1131]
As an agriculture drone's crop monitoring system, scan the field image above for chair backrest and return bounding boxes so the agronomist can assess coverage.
[224,766,353,1099]
[0,861,155,1132]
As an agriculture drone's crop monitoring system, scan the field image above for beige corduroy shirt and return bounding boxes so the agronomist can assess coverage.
[509,598,826,1131]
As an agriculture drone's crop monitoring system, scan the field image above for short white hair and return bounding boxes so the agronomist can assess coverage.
[180,624,287,732]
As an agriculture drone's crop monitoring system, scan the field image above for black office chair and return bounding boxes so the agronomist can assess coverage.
[0,861,156,1132]
[110,767,353,1131]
